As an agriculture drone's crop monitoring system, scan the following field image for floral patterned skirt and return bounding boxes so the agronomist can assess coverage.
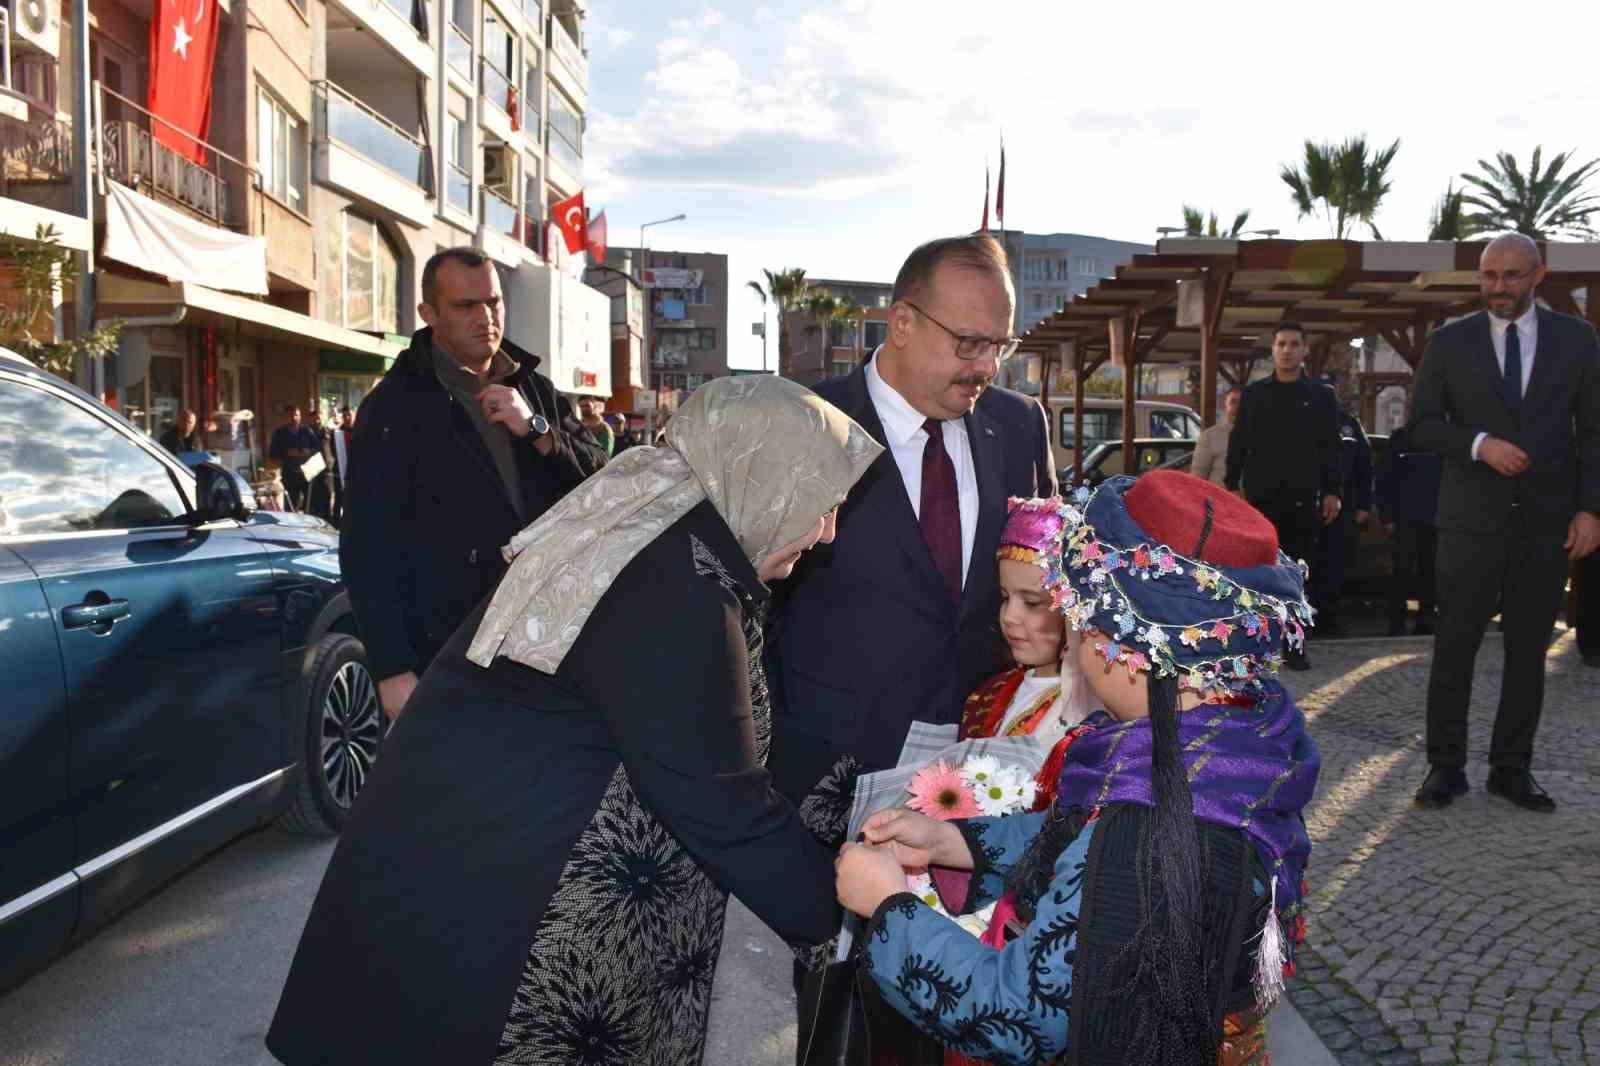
[941,1008,1268,1066]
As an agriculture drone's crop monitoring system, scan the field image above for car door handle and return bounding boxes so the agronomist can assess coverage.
[62,596,131,631]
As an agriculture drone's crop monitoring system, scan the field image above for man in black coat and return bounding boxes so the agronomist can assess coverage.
[159,408,202,454]
[1312,394,1374,636]
[1224,321,1343,668]
[341,246,607,721]
[767,233,1054,810]
[1409,234,1600,812]
[1376,425,1442,636]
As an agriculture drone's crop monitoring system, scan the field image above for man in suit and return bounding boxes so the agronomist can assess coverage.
[767,233,1055,810]
[1409,233,1600,812]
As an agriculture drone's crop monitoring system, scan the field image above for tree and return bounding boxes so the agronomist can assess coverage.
[1459,147,1600,239]
[0,224,122,380]
[1426,183,1476,241]
[747,268,808,378]
[835,299,866,365]
[1280,135,1401,238]
[1181,205,1251,238]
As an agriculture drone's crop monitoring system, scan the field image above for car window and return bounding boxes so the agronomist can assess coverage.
[1060,409,1121,451]
[0,376,189,535]
[1149,411,1190,439]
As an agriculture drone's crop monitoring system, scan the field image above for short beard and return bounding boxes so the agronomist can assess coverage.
[953,372,993,389]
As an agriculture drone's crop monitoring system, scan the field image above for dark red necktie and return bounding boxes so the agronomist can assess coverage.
[920,419,962,605]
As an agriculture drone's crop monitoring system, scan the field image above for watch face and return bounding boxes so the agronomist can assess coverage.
[531,415,550,435]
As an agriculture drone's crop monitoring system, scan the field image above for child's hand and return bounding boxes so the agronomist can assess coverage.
[861,808,971,870]
[835,843,910,918]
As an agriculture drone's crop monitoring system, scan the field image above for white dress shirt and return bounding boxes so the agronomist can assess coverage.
[865,349,980,587]
[1471,303,1539,461]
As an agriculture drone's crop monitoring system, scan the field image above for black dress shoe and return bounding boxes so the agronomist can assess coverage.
[1486,769,1557,812]
[1286,650,1311,671]
[1414,766,1469,808]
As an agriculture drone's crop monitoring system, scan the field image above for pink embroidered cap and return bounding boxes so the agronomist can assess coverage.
[996,495,1066,566]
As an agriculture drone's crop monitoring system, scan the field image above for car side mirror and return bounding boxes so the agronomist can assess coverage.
[191,461,255,524]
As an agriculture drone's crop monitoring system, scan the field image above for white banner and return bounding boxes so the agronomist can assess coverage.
[640,267,702,289]
[102,181,268,295]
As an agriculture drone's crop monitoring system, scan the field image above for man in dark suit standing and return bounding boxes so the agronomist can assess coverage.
[1410,233,1600,812]
[767,233,1055,814]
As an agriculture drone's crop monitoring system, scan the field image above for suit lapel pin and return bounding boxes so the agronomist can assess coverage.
[984,426,996,438]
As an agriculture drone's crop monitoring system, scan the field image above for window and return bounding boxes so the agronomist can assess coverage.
[323,211,402,333]
[13,55,58,109]
[522,56,541,133]
[1073,256,1101,277]
[445,95,471,212]
[1059,409,1121,452]
[257,87,307,211]
[1149,411,1193,439]
[447,0,474,75]
[698,329,716,350]
[547,84,582,170]
[831,361,853,378]
[0,378,188,535]
[683,285,712,305]
[483,5,514,76]
[862,320,888,350]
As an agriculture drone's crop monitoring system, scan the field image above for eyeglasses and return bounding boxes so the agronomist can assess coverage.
[900,300,1020,363]
[1481,269,1537,285]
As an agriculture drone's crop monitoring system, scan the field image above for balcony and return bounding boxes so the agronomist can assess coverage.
[547,16,587,95]
[446,21,474,80]
[1,115,72,192]
[325,0,433,76]
[314,81,432,228]
[479,59,516,141]
[445,161,471,214]
[98,89,244,227]
[523,0,541,28]
[521,89,540,141]
[477,186,522,267]
[545,121,581,192]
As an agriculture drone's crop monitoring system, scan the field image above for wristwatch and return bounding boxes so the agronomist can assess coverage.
[528,414,550,437]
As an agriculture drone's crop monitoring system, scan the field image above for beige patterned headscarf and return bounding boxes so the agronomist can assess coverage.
[467,374,883,673]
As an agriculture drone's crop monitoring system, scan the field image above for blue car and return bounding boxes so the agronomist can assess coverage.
[0,347,382,991]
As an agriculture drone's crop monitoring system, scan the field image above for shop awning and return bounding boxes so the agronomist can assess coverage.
[96,274,405,359]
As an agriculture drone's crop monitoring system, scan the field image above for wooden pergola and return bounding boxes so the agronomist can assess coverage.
[1018,237,1600,480]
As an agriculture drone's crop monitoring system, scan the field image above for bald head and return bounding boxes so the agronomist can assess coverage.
[1479,233,1545,320]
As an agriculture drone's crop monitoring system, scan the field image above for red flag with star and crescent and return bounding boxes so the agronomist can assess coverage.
[149,0,221,164]
[552,190,587,255]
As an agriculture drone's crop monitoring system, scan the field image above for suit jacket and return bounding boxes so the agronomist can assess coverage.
[766,359,1055,801]
[1408,308,1600,534]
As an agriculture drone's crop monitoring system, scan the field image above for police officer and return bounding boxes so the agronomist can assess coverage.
[1224,321,1342,669]
[1312,380,1374,636]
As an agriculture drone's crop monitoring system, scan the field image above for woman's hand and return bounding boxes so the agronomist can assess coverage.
[835,843,910,918]
[860,808,972,870]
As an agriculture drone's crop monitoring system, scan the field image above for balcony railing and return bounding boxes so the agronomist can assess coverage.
[481,185,518,238]
[96,84,251,227]
[520,210,540,254]
[480,59,513,117]
[523,0,541,27]
[546,121,581,176]
[379,0,411,21]
[446,21,473,77]
[316,80,426,188]
[521,87,539,137]
[548,16,586,88]
[445,161,471,213]
[0,116,73,193]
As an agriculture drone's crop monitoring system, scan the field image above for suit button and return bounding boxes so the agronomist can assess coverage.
[469,548,478,564]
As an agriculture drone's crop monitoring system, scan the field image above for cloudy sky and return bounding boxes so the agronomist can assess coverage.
[582,0,1600,369]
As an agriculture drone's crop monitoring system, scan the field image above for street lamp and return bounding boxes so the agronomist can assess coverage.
[637,213,686,435]
[1156,226,1185,237]
[1245,228,1281,238]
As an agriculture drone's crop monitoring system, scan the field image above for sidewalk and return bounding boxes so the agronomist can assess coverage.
[1282,627,1600,1065]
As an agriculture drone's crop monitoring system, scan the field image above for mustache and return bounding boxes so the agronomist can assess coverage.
[952,372,993,388]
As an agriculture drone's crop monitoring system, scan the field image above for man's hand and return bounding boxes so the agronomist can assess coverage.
[1381,521,1396,536]
[1321,494,1342,526]
[835,843,911,919]
[860,807,972,870]
[1566,511,1600,561]
[1479,437,1531,477]
[378,671,419,722]
[1355,510,1370,527]
[479,385,537,439]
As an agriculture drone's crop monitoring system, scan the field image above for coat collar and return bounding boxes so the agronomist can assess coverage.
[397,326,543,386]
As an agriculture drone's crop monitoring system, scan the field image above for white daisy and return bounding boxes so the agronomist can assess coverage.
[994,765,1038,813]
[959,755,1001,788]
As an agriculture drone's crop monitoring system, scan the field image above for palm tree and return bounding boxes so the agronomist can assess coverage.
[1426,183,1476,241]
[1459,147,1600,239]
[748,268,808,378]
[835,299,866,366]
[1181,205,1252,237]
[1280,135,1401,238]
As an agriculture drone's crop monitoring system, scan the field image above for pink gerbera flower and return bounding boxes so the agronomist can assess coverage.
[907,760,981,821]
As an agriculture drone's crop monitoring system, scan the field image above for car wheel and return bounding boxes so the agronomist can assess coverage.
[278,633,385,836]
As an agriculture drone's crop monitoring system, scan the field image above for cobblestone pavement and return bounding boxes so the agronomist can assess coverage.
[1282,626,1600,1065]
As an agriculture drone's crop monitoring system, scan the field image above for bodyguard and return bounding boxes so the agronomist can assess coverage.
[340,247,607,721]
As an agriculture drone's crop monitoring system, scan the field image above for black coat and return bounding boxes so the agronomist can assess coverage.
[340,327,608,679]
[766,359,1055,802]
[1408,307,1600,533]
[1375,426,1441,528]
[267,502,836,1066]
[1224,373,1342,503]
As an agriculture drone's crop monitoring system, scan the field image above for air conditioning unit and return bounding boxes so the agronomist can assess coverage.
[8,0,59,60]
[482,143,515,191]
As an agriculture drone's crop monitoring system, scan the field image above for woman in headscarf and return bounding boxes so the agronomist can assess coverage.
[267,376,882,1066]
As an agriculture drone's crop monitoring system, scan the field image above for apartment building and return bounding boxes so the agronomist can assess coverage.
[1001,231,1151,335]
[0,0,599,470]
[603,245,729,412]
[787,278,891,386]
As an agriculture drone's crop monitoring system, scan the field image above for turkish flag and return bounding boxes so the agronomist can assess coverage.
[552,190,587,255]
[149,0,221,164]
[586,210,607,263]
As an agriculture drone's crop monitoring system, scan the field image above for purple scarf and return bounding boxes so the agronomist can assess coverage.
[1055,680,1319,908]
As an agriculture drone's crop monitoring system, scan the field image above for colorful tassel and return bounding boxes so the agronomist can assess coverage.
[1253,876,1287,1010]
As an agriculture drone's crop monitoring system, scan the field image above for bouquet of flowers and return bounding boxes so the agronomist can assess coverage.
[901,754,1038,935]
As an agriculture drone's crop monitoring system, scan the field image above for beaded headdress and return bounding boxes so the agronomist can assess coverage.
[996,495,1067,567]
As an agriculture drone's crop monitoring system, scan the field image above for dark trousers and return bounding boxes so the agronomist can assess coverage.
[1579,549,1600,658]
[1251,495,1320,650]
[282,469,309,513]
[1313,512,1357,627]
[1424,514,1569,771]
[1388,524,1438,628]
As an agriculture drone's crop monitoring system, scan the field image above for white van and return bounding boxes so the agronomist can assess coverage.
[1041,397,1201,474]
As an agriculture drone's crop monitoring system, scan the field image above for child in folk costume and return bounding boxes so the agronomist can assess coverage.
[836,471,1321,1066]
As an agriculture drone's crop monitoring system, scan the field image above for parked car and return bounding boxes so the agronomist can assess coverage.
[0,347,382,992]
[1062,437,1199,492]
[1041,397,1201,474]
